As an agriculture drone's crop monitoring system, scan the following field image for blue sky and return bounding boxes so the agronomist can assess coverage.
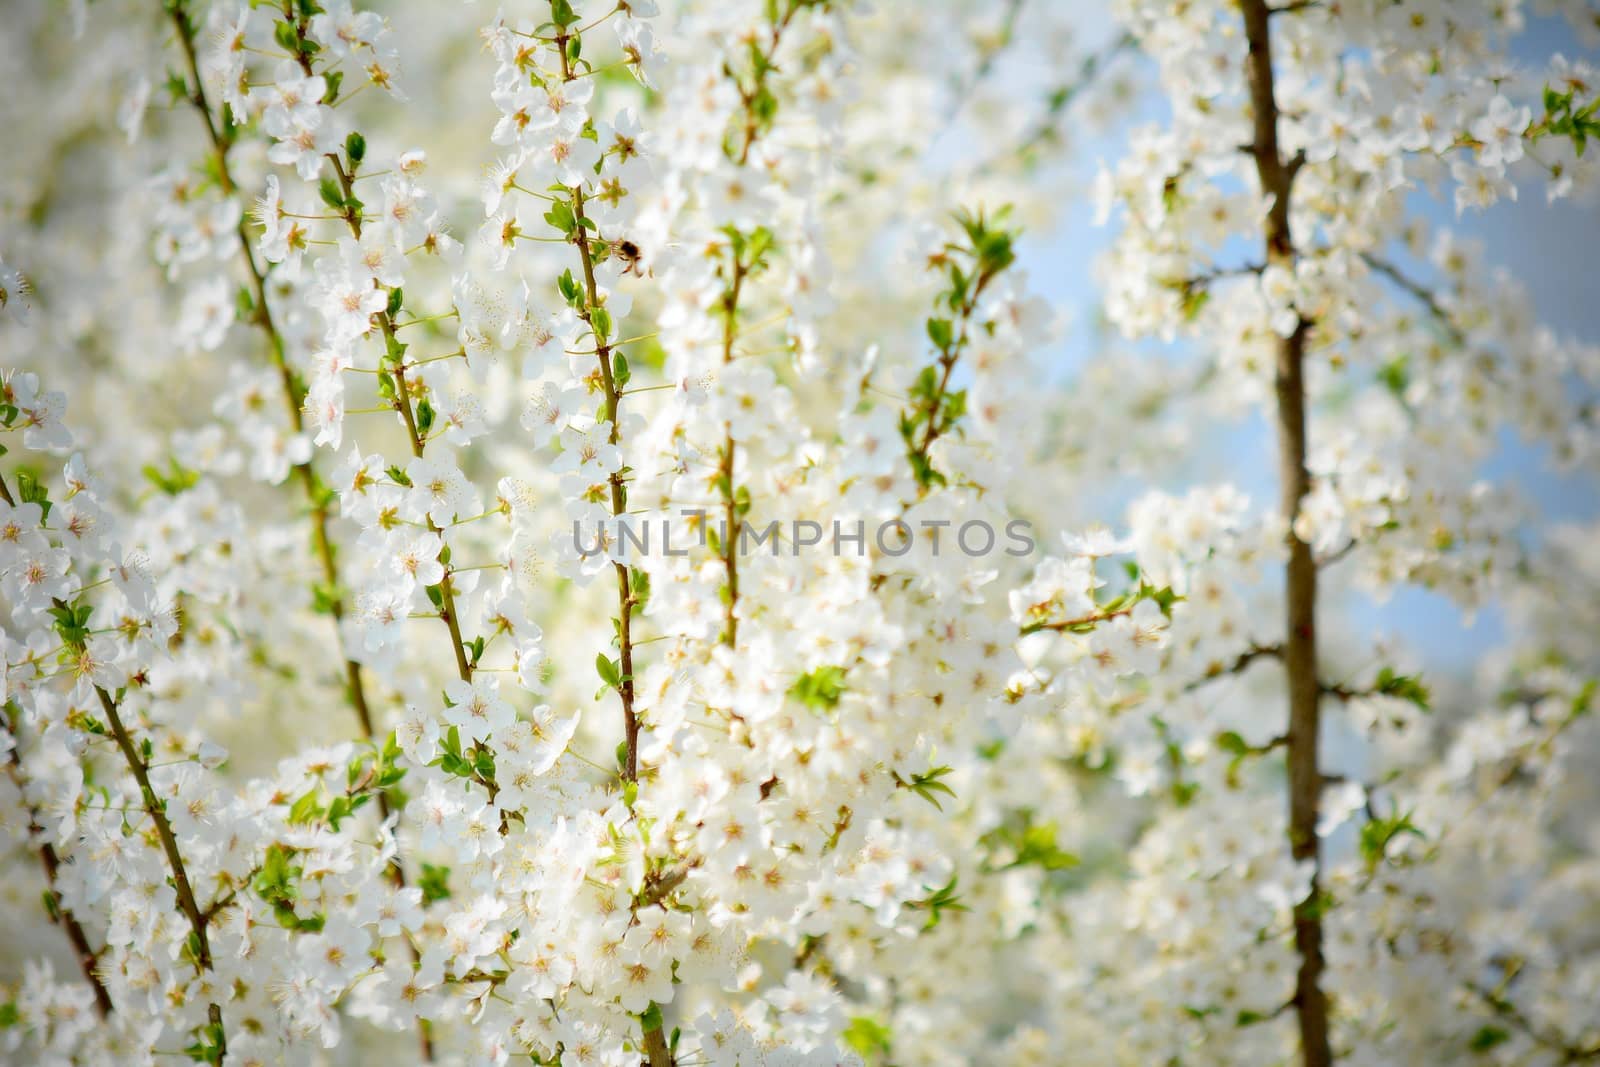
[1017,15,1600,668]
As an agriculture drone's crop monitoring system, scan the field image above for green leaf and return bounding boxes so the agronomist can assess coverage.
[1009,818,1078,871]
[318,177,346,211]
[596,653,622,689]
[907,449,944,489]
[905,875,966,929]
[253,844,300,906]
[345,130,366,165]
[15,470,51,520]
[1215,730,1250,756]
[550,0,580,27]
[789,665,846,710]
[557,269,583,307]
[897,765,957,811]
[1377,354,1409,398]
[326,795,352,830]
[841,1015,892,1062]
[1469,1026,1510,1052]
[1375,667,1430,711]
[142,456,201,496]
[1359,807,1425,870]
[942,388,967,423]
[419,863,452,905]
[544,198,577,237]
[286,788,324,826]
[272,20,300,54]
[591,305,613,343]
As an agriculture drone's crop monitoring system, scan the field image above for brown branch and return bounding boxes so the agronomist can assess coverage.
[1466,979,1600,1062]
[322,146,474,702]
[1360,253,1466,346]
[717,256,747,650]
[712,3,806,650]
[94,685,225,1058]
[272,11,446,1056]
[1015,32,1137,158]
[641,1025,674,1066]
[1020,601,1138,636]
[2,710,113,1017]
[1240,2,1331,1065]
[910,265,1000,473]
[166,1,381,748]
[1184,643,1283,691]
[1317,538,1358,568]
[172,0,422,926]
[553,33,640,789]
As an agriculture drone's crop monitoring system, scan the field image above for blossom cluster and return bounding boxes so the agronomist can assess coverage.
[2,1,1599,1065]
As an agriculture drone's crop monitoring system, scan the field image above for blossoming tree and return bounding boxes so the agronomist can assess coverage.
[2,0,1598,1064]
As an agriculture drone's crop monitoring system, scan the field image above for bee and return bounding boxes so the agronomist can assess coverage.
[614,239,649,278]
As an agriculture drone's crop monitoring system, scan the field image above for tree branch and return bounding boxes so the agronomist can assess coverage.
[1240,2,1331,1064]
[1184,643,1283,691]
[1,708,113,1017]
[94,685,225,1059]
[165,0,381,750]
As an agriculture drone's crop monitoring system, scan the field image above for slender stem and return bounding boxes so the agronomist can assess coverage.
[166,2,380,749]
[550,17,657,1061]
[1240,3,1330,1065]
[1183,643,1284,691]
[717,258,746,648]
[94,684,226,1058]
[709,5,804,649]
[582,203,640,781]
[642,1025,674,1065]
[908,267,998,482]
[557,32,639,786]
[1361,253,1466,346]
[324,149,473,694]
[1013,32,1136,158]
[1,711,113,1017]
[1019,601,1138,636]
[275,10,445,1056]
[172,0,421,927]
